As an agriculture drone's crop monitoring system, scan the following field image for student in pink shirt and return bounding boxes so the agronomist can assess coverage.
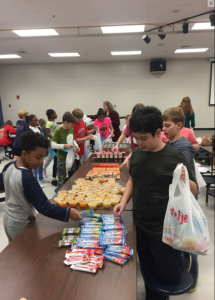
[93,108,114,141]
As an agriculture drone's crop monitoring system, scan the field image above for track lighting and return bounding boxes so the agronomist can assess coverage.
[158,28,166,40]
[142,35,151,44]
[182,21,189,34]
[209,12,215,26]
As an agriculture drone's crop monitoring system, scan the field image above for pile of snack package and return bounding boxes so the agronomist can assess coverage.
[59,210,133,274]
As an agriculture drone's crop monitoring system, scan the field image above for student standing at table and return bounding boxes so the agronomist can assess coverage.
[93,108,114,141]
[113,106,197,300]
[0,131,82,242]
[88,101,120,142]
[179,96,195,129]
[13,109,29,161]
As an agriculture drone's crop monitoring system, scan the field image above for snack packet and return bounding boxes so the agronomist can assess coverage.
[105,251,129,259]
[99,236,126,246]
[106,245,133,256]
[61,227,81,236]
[64,254,89,265]
[80,209,94,217]
[104,254,128,265]
[102,224,125,231]
[58,235,80,248]
[70,264,99,273]
[71,246,103,256]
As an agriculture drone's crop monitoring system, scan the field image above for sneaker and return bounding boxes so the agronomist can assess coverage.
[43,168,47,178]
[55,186,62,193]
[39,183,44,188]
[188,277,198,293]
[39,178,50,184]
[51,179,57,187]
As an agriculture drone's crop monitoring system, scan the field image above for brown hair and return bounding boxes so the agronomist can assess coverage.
[18,109,28,119]
[163,107,185,126]
[103,101,115,112]
[39,118,46,127]
[0,120,13,129]
[179,97,194,115]
[87,124,94,130]
[62,112,76,123]
[125,114,131,122]
[72,108,84,119]
[131,103,145,117]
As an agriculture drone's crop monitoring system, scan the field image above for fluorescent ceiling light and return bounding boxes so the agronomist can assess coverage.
[13,29,59,37]
[175,48,209,53]
[48,53,80,57]
[0,54,21,59]
[111,51,142,56]
[101,25,145,34]
[192,22,214,30]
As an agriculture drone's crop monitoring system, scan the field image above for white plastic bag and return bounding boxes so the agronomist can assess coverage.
[162,164,210,255]
[84,140,92,161]
[93,130,102,152]
[194,159,206,189]
[83,115,92,126]
[104,134,112,143]
[66,148,75,170]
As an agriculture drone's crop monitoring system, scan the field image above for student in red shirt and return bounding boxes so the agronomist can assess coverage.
[72,109,96,165]
[0,120,16,148]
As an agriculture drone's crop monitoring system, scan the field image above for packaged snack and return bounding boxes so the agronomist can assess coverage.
[58,235,79,248]
[104,254,128,265]
[82,222,103,228]
[99,236,126,246]
[66,249,91,257]
[81,228,101,234]
[102,224,125,231]
[72,246,103,256]
[101,230,127,237]
[64,254,89,265]
[105,251,129,259]
[80,209,94,217]
[70,264,99,273]
[106,245,133,256]
[61,227,81,236]
[76,238,101,249]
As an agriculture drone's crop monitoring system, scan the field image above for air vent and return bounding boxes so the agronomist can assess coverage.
[17,51,26,53]
[180,45,192,48]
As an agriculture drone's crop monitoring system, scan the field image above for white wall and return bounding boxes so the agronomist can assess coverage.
[0,59,214,129]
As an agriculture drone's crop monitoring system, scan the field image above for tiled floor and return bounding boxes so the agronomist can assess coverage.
[0,152,214,300]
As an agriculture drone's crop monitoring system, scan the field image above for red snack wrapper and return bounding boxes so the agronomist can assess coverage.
[64,254,89,265]
[70,263,99,273]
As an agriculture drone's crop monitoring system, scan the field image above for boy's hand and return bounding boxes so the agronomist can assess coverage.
[64,144,73,149]
[112,145,118,152]
[93,125,98,132]
[76,146,80,153]
[87,134,93,140]
[69,208,83,221]
[113,202,126,217]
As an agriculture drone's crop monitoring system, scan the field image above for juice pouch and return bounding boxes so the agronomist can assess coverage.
[104,254,128,265]
[105,251,129,259]
[61,227,81,236]
[102,224,125,231]
[70,263,99,273]
[107,245,133,256]
[80,209,94,217]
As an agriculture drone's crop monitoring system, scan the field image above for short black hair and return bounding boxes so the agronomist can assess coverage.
[46,109,55,120]
[97,108,105,116]
[28,114,36,121]
[129,106,162,137]
[20,131,50,154]
[62,112,76,123]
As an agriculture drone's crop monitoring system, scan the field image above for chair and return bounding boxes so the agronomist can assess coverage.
[144,267,193,297]
[202,174,215,206]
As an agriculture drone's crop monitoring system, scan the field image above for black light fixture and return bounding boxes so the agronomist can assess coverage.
[209,12,215,26]
[158,28,166,40]
[182,21,189,34]
[142,35,151,44]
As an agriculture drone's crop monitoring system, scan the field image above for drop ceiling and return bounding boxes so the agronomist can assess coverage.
[0,0,214,64]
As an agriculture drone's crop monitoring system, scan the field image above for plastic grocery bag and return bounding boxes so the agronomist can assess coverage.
[93,130,102,152]
[194,159,206,189]
[162,164,210,255]
[83,115,92,126]
[104,134,112,143]
[84,140,92,161]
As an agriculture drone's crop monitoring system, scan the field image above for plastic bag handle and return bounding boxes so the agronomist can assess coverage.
[169,164,183,198]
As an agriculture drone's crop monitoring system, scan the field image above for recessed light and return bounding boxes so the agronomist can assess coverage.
[13,29,59,37]
[48,53,80,57]
[111,51,142,55]
[191,23,214,30]
[175,48,209,53]
[101,25,145,34]
[0,54,21,59]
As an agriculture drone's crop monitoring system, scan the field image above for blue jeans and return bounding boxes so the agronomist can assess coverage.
[33,163,43,181]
